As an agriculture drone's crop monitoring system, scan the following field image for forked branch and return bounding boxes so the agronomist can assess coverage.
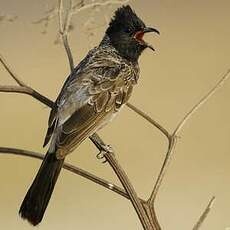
[0,55,54,108]
[149,69,230,206]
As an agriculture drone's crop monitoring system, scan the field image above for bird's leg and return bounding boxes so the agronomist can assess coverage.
[96,152,107,163]
[96,144,114,163]
[90,133,115,163]
[99,144,114,154]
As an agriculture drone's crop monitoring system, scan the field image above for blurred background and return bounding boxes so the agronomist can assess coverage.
[0,0,230,229]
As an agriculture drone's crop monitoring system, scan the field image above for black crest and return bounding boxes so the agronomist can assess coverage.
[105,5,149,61]
[106,5,145,35]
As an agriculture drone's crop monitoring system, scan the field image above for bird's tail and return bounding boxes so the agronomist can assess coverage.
[19,151,64,226]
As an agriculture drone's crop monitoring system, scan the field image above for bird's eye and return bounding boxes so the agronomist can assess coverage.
[124,28,131,34]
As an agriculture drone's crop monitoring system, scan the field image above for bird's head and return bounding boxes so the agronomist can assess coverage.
[106,5,159,61]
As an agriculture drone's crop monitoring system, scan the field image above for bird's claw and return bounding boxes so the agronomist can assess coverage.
[96,151,107,163]
[96,144,115,163]
[101,144,114,154]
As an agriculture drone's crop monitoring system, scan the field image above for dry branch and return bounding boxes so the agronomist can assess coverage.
[58,0,74,72]
[0,147,131,199]
[173,69,230,136]
[192,196,216,230]
[149,69,230,206]
[0,54,25,86]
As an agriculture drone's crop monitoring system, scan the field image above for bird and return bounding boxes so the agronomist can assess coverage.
[19,5,159,226]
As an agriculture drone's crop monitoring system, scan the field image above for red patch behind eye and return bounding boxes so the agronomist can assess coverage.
[134,31,144,41]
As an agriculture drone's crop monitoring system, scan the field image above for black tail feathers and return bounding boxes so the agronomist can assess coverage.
[19,152,64,226]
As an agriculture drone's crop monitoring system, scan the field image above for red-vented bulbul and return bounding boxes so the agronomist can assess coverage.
[19,5,159,226]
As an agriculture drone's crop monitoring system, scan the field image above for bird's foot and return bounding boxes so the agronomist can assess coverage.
[101,144,114,154]
[96,144,115,163]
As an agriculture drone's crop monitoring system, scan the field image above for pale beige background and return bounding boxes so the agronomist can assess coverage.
[0,0,230,229]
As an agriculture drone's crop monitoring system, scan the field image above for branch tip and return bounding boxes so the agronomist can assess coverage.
[192,196,216,230]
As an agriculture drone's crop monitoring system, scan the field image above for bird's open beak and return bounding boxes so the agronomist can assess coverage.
[134,26,160,51]
[143,27,160,35]
[143,27,160,51]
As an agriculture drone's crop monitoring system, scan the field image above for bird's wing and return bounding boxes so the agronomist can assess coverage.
[55,62,134,159]
[43,49,96,148]
[44,50,135,158]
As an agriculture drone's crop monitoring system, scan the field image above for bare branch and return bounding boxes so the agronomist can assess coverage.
[57,0,129,73]
[0,85,54,108]
[126,102,170,140]
[0,147,130,200]
[0,85,31,94]
[149,69,230,206]
[58,0,74,71]
[62,35,74,71]
[0,54,26,86]
[148,136,177,204]
[58,0,64,34]
[192,196,215,230]
[63,0,73,33]
[173,69,230,136]
[0,54,54,108]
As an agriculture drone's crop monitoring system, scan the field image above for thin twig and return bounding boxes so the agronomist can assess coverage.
[148,136,177,204]
[173,69,230,136]
[58,0,74,71]
[0,54,26,86]
[63,35,74,71]
[0,147,130,200]
[126,102,170,140]
[72,0,129,16]
[63,0,73,33]
[0,85,54,108]
[192,196,215,230]
[0,53,54,108]
[58,0,64,34]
